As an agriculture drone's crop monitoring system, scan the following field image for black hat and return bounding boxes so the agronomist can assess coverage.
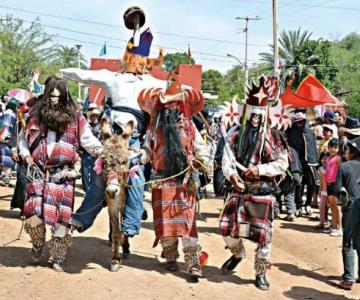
[348,137,360,153]
[123,6,146,30]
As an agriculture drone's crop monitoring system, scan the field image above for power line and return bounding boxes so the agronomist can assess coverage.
[2,15,260,61]
[225,0,360,11]
[276,0,340,18]
[52,35,236,63]
[0,5,267,47]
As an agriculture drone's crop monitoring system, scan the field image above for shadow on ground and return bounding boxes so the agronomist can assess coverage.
[0,194,12,201]
[274,263,340,288]
[279,222,321,233]
[0,236,253,285]
[283,286,354,300]
[0,209,22,220]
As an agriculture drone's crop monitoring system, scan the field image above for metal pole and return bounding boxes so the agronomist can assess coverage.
[244,18,249,95]
[75,44,82,100]
[235,16,260,97]
[273,0,280,77]
[226,54,243,80]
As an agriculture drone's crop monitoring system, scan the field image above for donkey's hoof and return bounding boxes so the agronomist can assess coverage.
[110,260,121,272]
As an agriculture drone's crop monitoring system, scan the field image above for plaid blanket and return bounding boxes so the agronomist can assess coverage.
[23,115,86,227]
[152,180,198,247]
[220,192,275,246]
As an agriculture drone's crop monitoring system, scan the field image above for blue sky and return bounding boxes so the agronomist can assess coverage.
[0,0,359,73]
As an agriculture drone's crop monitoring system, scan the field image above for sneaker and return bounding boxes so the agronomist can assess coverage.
[322,228,332,234]
[305,205,313,216]
[52,260,65,272]
[330,229,343,237]
[189,264,203,278]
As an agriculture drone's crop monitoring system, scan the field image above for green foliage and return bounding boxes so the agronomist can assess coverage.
[1,15,360,116]
[331,33,360,117]
[202,69,223,94]
[52,45,87,68]
[260,28,337,89]
[218,65,244,103]
[0,16,88,98]
[0,16,56,95]
[163,52,195,72]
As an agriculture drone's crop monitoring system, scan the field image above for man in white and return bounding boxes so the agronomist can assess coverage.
[61,8,167,258]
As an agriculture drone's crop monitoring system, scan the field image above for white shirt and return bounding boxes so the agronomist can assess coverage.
[60,68,168,131]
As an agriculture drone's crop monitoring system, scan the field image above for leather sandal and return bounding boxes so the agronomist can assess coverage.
[338,280,354,290]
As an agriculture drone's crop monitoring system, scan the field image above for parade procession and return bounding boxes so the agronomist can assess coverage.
[2,1,360,299]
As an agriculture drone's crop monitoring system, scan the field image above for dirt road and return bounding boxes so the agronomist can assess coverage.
[0,183,359,300]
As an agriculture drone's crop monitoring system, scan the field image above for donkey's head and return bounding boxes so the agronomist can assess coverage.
[101,121,134,199]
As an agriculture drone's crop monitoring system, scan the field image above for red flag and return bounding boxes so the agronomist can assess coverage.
[281,74,338,107]
[187,44,192,59]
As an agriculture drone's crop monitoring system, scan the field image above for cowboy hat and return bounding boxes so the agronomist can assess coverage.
[348,136,360,153]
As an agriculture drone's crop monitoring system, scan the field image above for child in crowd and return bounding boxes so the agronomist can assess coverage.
[323,138,342,236]
[316,152,328,229]
[318,124,334,154]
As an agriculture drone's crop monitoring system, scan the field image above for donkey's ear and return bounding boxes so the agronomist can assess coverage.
[122,120,134,139]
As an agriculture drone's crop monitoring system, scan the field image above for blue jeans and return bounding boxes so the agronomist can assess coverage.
[342,204,360,282]
[275,191,296,215]
[72,138,145,237]
[0,143,14,168]
[81,152,97,192]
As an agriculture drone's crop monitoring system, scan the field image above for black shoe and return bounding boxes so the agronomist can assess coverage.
[142,209,148,221]
[255,274,270,290]
[122,236,130,259]
[221,255,242,272]
[166,261,179,272]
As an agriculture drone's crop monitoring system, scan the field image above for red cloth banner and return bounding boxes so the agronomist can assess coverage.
[281,74,338,107]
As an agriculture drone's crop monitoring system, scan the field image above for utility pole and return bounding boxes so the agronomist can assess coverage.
[272,0,280,77]
[235,16,260,96]
[75,44,82,100]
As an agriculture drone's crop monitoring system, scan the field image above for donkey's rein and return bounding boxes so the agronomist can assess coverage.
[107,157,210,189]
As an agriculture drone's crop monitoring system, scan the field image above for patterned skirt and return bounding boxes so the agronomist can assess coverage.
[152,180,198,246]
[220,192,275,246]
[24,178,75,227]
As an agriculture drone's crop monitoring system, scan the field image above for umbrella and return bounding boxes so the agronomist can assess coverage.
[7,88,33,104]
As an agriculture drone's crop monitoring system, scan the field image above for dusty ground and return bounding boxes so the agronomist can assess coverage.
[0,181,359,300]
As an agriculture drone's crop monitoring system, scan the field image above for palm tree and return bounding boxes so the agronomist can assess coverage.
[53,45,86,68]
[259,28,315,85]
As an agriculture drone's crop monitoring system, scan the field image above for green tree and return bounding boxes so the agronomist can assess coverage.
[260,28,336,89]
[53,45,86,68]
[217,65,245,105]
[202,69,223,95]
[0,16,56,95]
[331,33,360,117]
[163,52,195,72]
[260,28,312,68]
